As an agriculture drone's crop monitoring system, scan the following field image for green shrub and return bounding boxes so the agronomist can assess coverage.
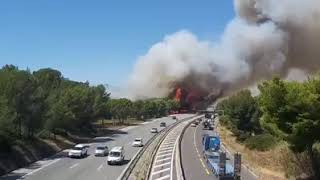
[237,131,251,142]
[244,133,278,151]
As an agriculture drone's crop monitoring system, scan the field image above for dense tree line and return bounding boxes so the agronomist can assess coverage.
[217,90,262,141]
[217,76,320,177]
[0,65,180,150]
[106,98,179,124]
[0,65,110,141]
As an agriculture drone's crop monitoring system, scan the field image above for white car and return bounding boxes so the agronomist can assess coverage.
[107,146,125,165]
[95,145,109,156]
[191,123,197,127]
[68,144,88,158]
[132,138,143,147]
[150,128,158,133]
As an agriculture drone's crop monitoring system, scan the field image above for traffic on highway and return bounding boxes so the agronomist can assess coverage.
[1,114,192,180]
[181,113,257,180]
[0,112,260,180]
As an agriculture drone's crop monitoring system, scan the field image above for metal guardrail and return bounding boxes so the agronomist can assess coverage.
[118,115,196,180]
[146,115,197,180]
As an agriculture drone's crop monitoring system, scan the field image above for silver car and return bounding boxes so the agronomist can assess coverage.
[95,145,109,156]
[150,128,158,133]
[132,138,143,147]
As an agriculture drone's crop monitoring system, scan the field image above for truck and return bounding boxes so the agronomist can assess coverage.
[205,151,235,179]
[202,134,241,179]
[202,120,213,130]
[202,134,220,152]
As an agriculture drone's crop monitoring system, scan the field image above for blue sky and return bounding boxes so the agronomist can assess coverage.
[0,0,234,86]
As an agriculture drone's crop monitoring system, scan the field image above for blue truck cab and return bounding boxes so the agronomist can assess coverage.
[202,134,236,179]
[202,134,220,152]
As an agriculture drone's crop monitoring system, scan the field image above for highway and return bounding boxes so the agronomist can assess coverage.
[149,116,197,180]
[181,118,258,180]
[1,114,192,180]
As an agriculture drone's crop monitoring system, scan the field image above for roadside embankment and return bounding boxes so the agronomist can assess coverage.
[217,126,314,180]
[0,135,74,176]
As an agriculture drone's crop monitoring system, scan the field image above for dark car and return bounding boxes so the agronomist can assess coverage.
[203,121,209,129]
[160,122,166,127]
[172,116,177,120]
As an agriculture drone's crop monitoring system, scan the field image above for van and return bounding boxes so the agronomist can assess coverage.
[107,146,125,165]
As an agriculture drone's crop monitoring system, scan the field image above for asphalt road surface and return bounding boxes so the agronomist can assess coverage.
[149,117,197,180]
[1,114,193,180]
[181,119,258,180]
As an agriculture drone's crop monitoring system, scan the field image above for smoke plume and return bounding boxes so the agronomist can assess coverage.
[129,0,320,100]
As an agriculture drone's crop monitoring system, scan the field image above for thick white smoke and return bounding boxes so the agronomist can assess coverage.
[129,0,320,99]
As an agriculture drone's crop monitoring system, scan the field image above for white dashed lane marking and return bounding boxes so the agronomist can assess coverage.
[69,163,79,169]
[149,118,197,180]
[97,164,103,171]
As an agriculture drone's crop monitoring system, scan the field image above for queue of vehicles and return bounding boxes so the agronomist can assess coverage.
[68,120,169,166]
[199,113,241,180]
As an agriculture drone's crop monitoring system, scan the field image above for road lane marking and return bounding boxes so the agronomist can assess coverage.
[18,158,61,178]
[151,168,170,176]
[158,149,173,154]
[170,135,179,180]
[154,174,170,180]
[159,147,174,151]
[193,125,210,175]
[150,117,198,180]
[97,164,103,171]
[162,141,175,145]
[153,162,171,168]
[161,144,174,148]
[156,153,172,158]
[69,163,79,169]
[155,157,171,162]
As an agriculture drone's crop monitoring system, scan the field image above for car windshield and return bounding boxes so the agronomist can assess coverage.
[73,147,83,150]
[96,147,105,150]
[135,139,141,142]
[110,151,121,157]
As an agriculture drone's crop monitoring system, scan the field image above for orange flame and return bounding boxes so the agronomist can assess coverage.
[174,87,182,102]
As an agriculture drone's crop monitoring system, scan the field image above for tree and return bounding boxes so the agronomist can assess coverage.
[258,77,288,137]
[92,85,110,119]
[106,98,132,124]
[218,90,262,137]
[0,66,37,137]
[132,100,145,120]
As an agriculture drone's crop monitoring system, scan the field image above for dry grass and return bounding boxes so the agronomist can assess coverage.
[217,126,313,180]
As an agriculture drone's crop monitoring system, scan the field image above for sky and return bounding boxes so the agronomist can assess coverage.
[0,0,234,87]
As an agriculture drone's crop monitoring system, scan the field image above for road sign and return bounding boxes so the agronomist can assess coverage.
[234,152,242,179]
[219,152,226,177]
